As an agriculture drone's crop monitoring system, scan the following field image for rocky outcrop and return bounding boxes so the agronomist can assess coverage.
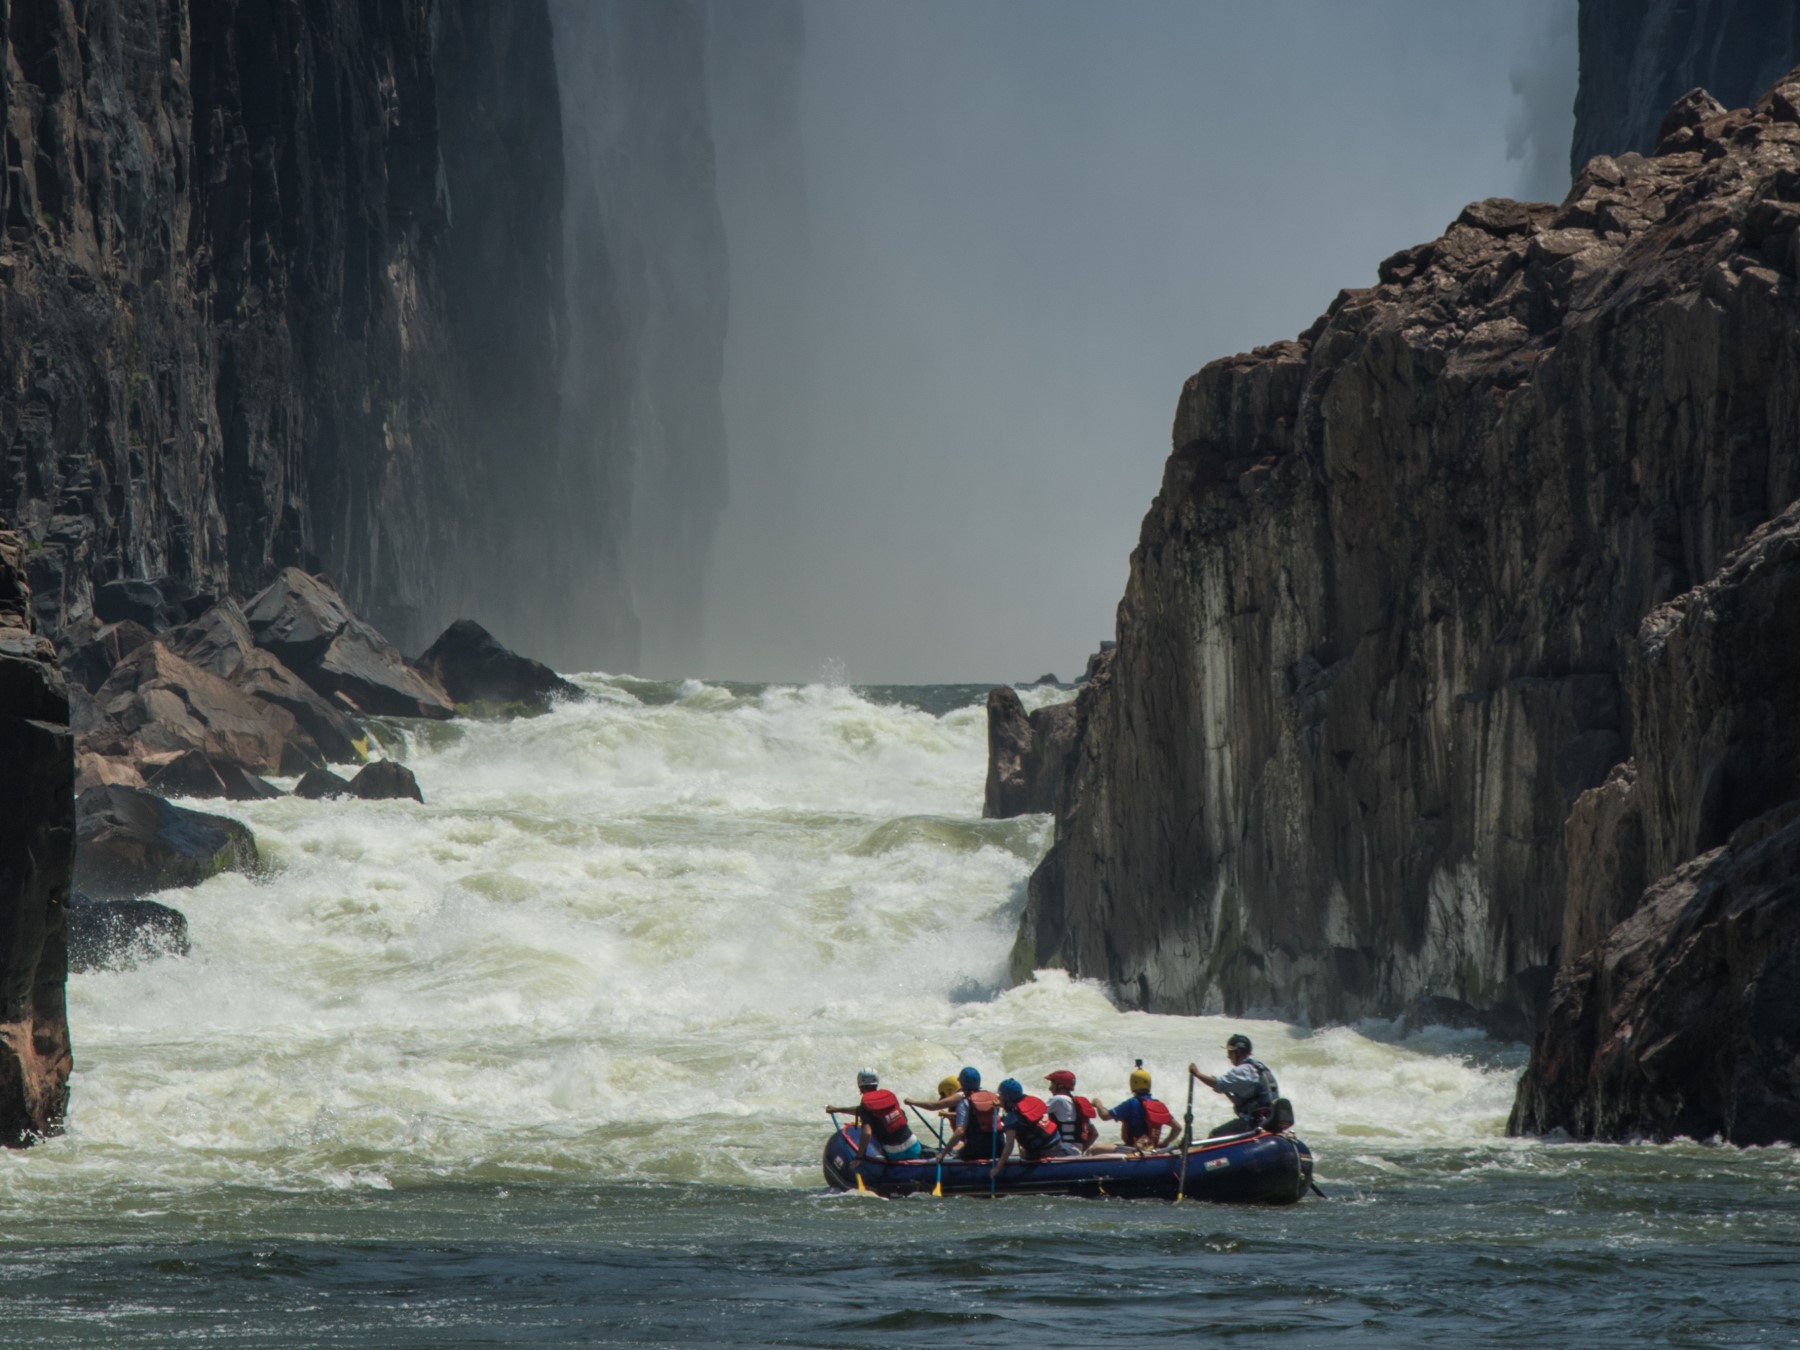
[1512,500,1800,1143]
[416,619,582,713]
[85,642,309,775]
[74,786,257,901]
[243,569,452,721]
[0,529,73,1144]
[171,600,365,762]
[1572,0,1800,170]
[293,766,352,800]
[348,761,423,803]
[983,687,1080,819]
[67,896,190,973]
[1012,71,1800,1030]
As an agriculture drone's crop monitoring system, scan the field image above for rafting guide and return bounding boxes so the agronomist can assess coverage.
[823,1042,1312,1202]
[1190,1033,1283,1137]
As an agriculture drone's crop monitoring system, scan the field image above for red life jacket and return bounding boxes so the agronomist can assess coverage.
[858,1089,913,1147]
[1010,1094,1064,1159]
[963,1089,1000,1134]
[1118,1094,1176,1144]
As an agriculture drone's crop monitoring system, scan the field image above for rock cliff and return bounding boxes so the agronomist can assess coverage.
[1573,0,1800,170]
[0,0,786,672]
[1011,69,1800,1038]
[1510,501,1800,1144]
[0,528,72,1144]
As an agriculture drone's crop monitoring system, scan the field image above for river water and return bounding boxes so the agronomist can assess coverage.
[8,680,1797,1346]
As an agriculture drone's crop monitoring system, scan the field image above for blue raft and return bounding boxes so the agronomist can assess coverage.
[823,1126,1315,1203]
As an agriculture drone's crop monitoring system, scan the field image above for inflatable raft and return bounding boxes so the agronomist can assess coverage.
[822,1126,1315,1203]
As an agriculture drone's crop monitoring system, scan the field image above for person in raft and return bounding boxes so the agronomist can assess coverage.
[903,1072,969,1124]
[990,1079,1080,1174]
[1043,1069,1100,1151]
[825,1068,923,1161]
[926,1067,1003,1162]
[1092,1067,1181,1153]
[1190,1033,1280,1138]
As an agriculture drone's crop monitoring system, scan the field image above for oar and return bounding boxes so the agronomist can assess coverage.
[989,1107,1000,1199]
[1173,1070,1197,1204]
[909,1104,947,1198]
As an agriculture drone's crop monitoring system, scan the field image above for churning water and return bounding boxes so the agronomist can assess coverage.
[7,680,1798,1346]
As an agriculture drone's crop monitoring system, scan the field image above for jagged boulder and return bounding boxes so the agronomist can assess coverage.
[349,761,424,802]
[244,569,453,720]
[143,751,282,802]
[293,766,352,800]
[416,618,582,712]
[173,601,366,763]
[86,641,313,775]
[74,786,258,901]
[0,529,74,1144]
[67,896,191,973]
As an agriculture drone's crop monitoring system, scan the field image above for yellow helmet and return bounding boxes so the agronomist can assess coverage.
[1129,1068,1152,1093]
[937,1076,960,1098]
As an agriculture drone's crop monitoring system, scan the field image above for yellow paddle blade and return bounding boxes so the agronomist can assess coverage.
[932,1180,943,1197]
[855,1173,869,1194]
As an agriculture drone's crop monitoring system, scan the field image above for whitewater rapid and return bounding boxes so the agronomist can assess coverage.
[22,679,1525,1213]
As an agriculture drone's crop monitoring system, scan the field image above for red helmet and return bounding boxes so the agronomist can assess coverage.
[1045,1070,1077,1092]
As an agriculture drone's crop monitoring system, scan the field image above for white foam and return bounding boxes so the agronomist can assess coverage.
[22,678,1522,1209]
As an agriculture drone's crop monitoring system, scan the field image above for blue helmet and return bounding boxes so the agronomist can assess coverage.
[958,1066,981,1089]
[998,1077,1024,1104]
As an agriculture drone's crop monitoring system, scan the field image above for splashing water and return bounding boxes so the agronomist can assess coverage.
[7,680,1795,1346]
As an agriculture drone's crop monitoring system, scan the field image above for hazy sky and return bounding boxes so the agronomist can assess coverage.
[704,0,1578,685]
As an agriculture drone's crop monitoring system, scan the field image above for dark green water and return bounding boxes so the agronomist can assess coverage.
[5,1142,1798,1347]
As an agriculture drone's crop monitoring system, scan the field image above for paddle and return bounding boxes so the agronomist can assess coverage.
[909,1103,947,1198]
[1173,1069,1197,1204]
[828,1108,871,1194]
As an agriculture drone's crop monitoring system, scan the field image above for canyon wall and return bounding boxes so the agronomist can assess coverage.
[1011,71,1800,1044]
[1572,0,1800,169]
[0,0,778,673]
[0,527,71,1143]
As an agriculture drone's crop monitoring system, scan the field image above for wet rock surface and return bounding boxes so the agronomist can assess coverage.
[416,619,582,713]
[74,786,258,902]
[0,530,73,1144]
[293,767,353,801]
[67,897,190,974]
[349,762,424,804]
[1013,70,1800,1035]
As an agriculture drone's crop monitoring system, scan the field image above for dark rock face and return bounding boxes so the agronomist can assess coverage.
[983,688,1080,819]
[1013,72,1800,1029]
[67,897,190,973]
[293,766,352,800]
[244,569,452,720]
[349,761,423,803]
[74,786,258,901]
[143,751,281,802]
[1513,502,1800,1143]
[417,619,582,712]
[1572,0,1800,170]
[0,1,786,674]
[58,618,155,694]
[0,529,73,1144]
